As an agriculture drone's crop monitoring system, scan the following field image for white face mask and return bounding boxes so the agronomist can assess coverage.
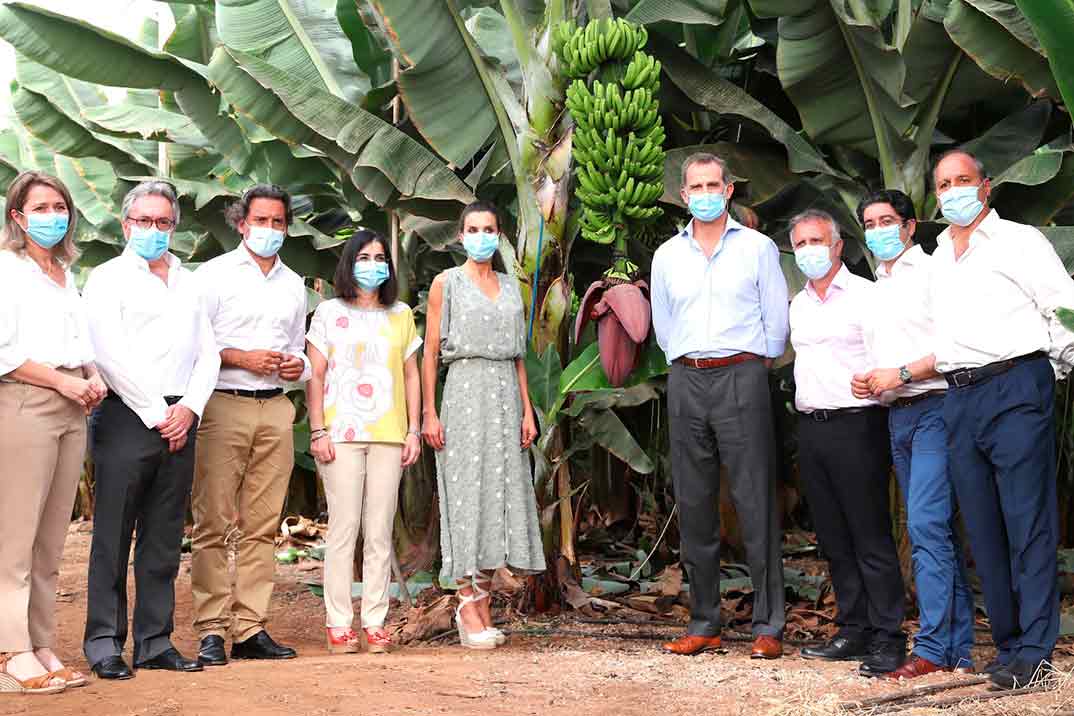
[245,225,286,257]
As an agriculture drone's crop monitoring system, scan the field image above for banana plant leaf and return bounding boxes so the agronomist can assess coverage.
[626,0,731,25]
[83,103,210,146]
[165,3,219,65]
[1015,0,1074,111]
[335,0,394,89]
[53,155,125,239]
[216,0,369,104]
[362,0,501,168]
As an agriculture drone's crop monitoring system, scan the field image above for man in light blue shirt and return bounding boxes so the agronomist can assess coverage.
[651,152,789,659]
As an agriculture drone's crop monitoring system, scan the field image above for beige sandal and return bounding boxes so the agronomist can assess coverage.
[50,667,88,688]
[0,653,66,695]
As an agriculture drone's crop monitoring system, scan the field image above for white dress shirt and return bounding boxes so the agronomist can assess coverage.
[791,264,879,412]
[650,217,789,363]
[862,245,947,401]
[930,209,1074,376]
[0,250,94,376]
[84,248,220,428]
[197,246,311,391]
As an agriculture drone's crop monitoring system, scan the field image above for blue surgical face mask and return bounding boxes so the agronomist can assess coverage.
[795,244,833,280]
[129,224,171,261]
[939,184,985,227]
[687,192,727,223]
[245,226,285,258]
[22,211,69,249]
[462,231,499,262]
[353,260,390,291]
[864,224,905,261]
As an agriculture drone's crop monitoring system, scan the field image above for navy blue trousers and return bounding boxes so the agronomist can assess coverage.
[943,356,1059,665]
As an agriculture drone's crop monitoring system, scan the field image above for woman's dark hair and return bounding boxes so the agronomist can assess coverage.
[856,189,916,226]
[225,183,293,229]
[334,229,399,306]
[457,200,508,273]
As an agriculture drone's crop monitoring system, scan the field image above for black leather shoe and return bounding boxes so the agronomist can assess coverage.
[198,635,228,666]
[800,635,869,661]
[989,659,1051,690]
[91,655,134,680]
[230,630,297,660]
[135,647,203,672]
[982,658,1009,675]
[858,639,907,677]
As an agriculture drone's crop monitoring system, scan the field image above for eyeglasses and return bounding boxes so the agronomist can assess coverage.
[127,216,176,231]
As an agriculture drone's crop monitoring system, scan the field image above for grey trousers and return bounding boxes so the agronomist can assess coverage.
[668,359,785,638]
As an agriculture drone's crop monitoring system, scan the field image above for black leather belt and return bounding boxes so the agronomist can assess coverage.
[215,388,284,399]
[801,407,877,422]
[943,351,1046,389]
[891,389,945,409]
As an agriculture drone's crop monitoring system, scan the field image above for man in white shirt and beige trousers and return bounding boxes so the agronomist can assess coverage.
[928,150,1074,689]
[192,185,310,666]
[83,181,220,678]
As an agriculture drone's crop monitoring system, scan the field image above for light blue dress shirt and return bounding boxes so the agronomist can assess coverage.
[650,217,789,364]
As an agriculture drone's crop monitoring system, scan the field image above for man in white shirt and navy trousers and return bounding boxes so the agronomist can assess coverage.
[191,185,310,665]
[928,150,1074,689]
[82,181,221,679]
[788,209,906,676]
[650,153,789,659]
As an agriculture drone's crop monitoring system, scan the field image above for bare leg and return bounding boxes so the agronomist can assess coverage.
[473,572,495,629]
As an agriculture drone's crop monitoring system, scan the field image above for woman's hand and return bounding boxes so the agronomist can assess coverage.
[401,433,421,467]
[422,413,445,451]
[310,434,336,463]
[520,409,537,450]
[87,373,108,409]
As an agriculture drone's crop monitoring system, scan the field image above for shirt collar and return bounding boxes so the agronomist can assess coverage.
[875,243,923,280]
[936,207,1000,259]
[805,262,849,302]
[233,243,283,278]
[680,215,744,255]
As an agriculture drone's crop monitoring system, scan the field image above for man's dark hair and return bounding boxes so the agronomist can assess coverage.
[225,184,293,229]
[334,229,399,306]
[856,189,916,226]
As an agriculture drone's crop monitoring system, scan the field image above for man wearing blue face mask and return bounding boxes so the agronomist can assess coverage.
[851,190,974,680]
[789,209,907,675]
[190,185,310,666]
[650,153,789,659]
[926,150,1074,689]
[83,181,221,679]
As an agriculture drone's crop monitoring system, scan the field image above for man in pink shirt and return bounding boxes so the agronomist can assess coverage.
[788,209,906,676]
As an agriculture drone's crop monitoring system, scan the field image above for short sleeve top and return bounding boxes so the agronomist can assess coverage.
[0,250,94,377]
[307,299,421,444]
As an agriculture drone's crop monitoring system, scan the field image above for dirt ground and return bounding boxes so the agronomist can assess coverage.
[4,526,1073,716]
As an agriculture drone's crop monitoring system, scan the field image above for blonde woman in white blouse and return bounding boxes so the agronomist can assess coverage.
[0,172,107,695]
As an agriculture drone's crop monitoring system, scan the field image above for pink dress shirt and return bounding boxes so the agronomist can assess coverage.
[790,264,880,412]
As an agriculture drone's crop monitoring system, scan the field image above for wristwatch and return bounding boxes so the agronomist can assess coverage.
[898,366,913,384]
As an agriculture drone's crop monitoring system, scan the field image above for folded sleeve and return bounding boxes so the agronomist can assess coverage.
[178,293,221,418]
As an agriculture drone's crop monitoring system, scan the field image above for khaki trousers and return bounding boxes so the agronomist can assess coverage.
[0,378,86,651]
[191,392,295,641]
[319,443,402,629]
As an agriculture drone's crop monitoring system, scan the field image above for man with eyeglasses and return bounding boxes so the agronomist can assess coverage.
[850,189,974,679]
[82,181,220,679]
[923,150,1074,689]
[189,185,309,666]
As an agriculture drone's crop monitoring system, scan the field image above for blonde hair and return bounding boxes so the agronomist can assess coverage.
[0,171,80,265]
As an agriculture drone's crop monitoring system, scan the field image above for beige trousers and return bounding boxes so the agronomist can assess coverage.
[319,442,403,629]
[0,377,86,651]
[191,392,295,641]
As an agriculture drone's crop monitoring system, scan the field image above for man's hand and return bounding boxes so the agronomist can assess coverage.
[277,354,304,381]
[866,368,902,396]
[86,374,108,410]
[851,373,872,400]
[55,374,95,411]
[158,404,195,444]
[243,350,284,376]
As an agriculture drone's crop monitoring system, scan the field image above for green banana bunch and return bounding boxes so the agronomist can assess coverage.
[555,19,666,249]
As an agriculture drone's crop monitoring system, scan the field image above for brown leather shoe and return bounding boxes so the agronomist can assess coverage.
[750,635,782,660]
[887,655,951,680]
[662,634,722,656]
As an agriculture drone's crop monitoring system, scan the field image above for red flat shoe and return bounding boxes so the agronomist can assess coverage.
[364,628,392,654]
[325,628,360,655]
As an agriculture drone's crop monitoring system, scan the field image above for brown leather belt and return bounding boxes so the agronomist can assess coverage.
[676,352,761,369]
[891,389,945,409]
